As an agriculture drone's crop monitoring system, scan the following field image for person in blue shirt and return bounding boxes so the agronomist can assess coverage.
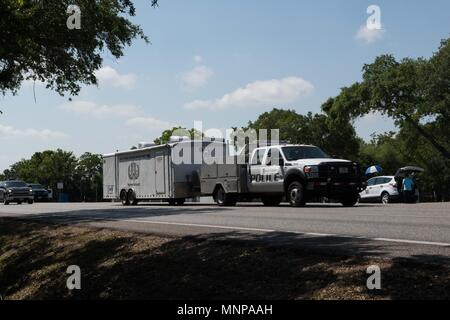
[402,174,415,203]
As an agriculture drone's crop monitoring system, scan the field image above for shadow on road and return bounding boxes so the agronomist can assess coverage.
[23,206,230,224]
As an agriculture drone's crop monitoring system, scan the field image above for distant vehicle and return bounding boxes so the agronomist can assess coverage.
[359,176,400,204]
[0,180,34,205]
[28,183,50,202]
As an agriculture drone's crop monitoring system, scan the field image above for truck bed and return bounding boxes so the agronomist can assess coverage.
[200,157,249,195]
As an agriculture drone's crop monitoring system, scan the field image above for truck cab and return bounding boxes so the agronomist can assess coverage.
[247,145,362,206]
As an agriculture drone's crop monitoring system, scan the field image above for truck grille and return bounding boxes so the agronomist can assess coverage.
[318,163,359,181]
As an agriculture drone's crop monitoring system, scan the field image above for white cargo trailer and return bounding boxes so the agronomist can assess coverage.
[103,140,226,205]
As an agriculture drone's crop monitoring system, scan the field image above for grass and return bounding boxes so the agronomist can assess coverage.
[0,217,448,300]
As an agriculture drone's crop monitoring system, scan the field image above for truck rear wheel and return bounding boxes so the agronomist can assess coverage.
[214,186,237,207]
[261,196,282,206]
[121,191,130,206]
[287,181,306,207]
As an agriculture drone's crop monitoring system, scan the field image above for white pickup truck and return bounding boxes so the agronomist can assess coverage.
[200,144,363,207]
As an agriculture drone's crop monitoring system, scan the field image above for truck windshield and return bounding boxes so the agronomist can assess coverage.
[282,146,329,161]
[5,181,28,188]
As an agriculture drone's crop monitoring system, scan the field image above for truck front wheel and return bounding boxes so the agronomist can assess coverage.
[287,181,306,207]
[214,186,237,207]
[340,194,359,207]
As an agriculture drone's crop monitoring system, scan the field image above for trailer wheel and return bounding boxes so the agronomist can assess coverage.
[120,190,130,206]
[128,190,139,206]
[214,186,237,207]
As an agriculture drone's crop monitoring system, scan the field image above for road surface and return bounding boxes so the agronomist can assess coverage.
[1,202,449,261]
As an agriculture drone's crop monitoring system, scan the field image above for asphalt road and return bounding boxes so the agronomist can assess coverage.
[1,202,449,261]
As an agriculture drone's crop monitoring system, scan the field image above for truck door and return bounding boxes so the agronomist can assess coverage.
[262,148,285,193]
[155,153,166,194]
[248,148,267,193]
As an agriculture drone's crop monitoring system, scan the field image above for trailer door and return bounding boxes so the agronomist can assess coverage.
[103,155,117,199]
[155,154,166,194]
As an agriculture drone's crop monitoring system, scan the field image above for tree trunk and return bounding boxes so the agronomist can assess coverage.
[402,114,450,159]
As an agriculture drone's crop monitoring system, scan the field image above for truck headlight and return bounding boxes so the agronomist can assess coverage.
[304,166,319,174]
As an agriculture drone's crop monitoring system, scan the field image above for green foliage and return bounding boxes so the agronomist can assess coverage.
[0,0,158,97]
[322,38,450,159]
[0,149,103,201]
[239,108,361,160]
[76,152,103,201]
[360,127,450,201]
[359,132,406,175]
[154,127,203,145]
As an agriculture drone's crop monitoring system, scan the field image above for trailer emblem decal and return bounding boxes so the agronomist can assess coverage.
[128,162,140,180]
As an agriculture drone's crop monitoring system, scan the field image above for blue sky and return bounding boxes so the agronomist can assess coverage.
[1,0,449,170]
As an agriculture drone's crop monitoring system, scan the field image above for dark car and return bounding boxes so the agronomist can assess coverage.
[0,180,34,205]
[28,183,50,202]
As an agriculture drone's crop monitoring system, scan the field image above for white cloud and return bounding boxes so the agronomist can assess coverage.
[126,117,175,131]
[194,55,203,63]
[355,25,384,44]
[179,65,213,91]
[62,100,142,118]
[0,125,68,140]
[184,76,314,110]
[94,66,137,88]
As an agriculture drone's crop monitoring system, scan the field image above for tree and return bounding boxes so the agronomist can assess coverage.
[0,149,101,201]
[323,38,450,159]
[0,0,158,98]
[359,132,406,175]
[239,108,361,160]
[154,127,203,145]
[76,152,103,201]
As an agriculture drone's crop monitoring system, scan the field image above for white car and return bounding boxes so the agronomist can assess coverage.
[359,176,400,204]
